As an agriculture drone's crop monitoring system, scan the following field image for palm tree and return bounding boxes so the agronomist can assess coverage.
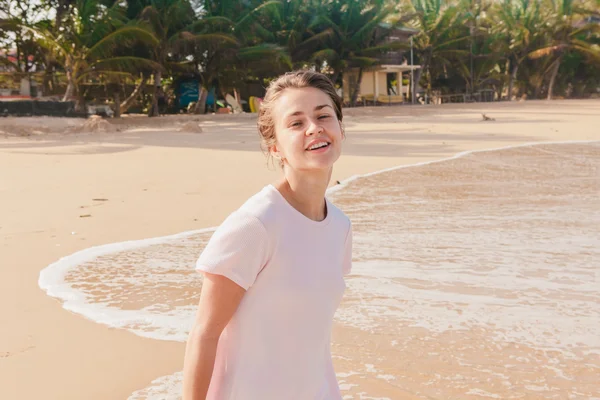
[309,0,410,105]
[137,0,208,116]
[491,0,545,100]
[22,0,161,111]
[529,0,600,99]
[186,0,289,113]
[251,0,330,71]
[405,0,470,99]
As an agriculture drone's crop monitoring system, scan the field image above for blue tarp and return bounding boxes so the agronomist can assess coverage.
[177,80,217,108]
[178,80,199,108]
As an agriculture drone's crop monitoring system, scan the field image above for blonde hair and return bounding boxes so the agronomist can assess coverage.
[257,70,343,167]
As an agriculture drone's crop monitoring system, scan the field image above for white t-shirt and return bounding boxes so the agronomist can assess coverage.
[196,184,352,400]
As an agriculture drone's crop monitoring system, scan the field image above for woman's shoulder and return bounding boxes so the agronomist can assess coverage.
[210,187,276,245]
[231,185,280,226]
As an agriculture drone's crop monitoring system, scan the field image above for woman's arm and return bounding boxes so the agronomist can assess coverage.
[182,273,246,400]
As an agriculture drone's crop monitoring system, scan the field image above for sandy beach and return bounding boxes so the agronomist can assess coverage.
[1,100,599,400]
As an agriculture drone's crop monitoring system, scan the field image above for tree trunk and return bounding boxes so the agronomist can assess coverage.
[120,75,147,114]
[148,70,161,117]
[15,37,22,73]
[193,85,208,114]
[501,58,509,99]
[52,71,58,94]
[114,90,121,118]
[42,63,53,95]
[508,62,519,101]
[75,89,85,113]
[414,54,429,103]
[62,68,74,102]
[350,68,364,107]
[547,57,561,100]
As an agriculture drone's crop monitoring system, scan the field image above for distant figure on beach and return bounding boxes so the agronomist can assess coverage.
[183,71,351,400]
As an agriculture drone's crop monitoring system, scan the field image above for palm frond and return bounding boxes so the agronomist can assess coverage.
[295,28,334,51]
[85,1,129,45]
[351,5,397,46]
[310,48,339,62]
[165,60,197,73]
[77,70,134,83]
[361,41,410,55]
[348,55,380,67]
[0,18,20,31]
[19,24,71,60]
[238,43,292,68]
[88,25,159,60]
[434,49,470,58]
[189,16,234,32]
[171,31,238,47]
[308,14,342,38]
[572,44,600,62]
[432,35,471,51]
[87,56,164,76]
[236,1,282,32]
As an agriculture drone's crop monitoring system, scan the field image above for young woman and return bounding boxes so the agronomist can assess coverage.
[182,70,352,400]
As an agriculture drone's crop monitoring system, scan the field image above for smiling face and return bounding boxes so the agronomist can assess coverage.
[270,87,343,172]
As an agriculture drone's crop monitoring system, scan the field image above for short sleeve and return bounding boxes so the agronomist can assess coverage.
[342,223,353,276]
[196,211,270,290]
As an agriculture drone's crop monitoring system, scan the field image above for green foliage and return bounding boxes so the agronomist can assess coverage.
[1,0,599,106]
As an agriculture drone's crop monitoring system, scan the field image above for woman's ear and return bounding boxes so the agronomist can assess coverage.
[270,143,285,168]
[270,144,283,161]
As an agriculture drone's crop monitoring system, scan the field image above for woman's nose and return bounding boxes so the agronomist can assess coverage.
[306,120,323,136]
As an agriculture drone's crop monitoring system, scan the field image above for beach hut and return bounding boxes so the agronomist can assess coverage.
[342,63,421,105]
[342,27,421,105]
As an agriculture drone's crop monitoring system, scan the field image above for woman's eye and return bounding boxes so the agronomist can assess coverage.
[318,115,330,120]
[290,121,302,127]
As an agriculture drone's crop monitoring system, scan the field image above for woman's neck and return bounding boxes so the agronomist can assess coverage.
[275,168,332,222]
